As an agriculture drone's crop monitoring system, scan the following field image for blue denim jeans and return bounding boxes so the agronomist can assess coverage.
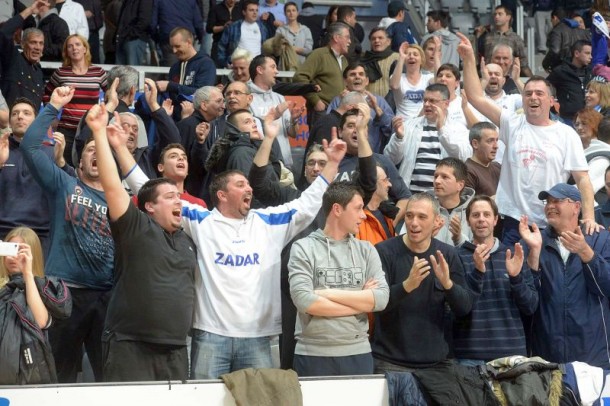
[190,329,273,379]
[116,39,149,66]
[455,358,486,367]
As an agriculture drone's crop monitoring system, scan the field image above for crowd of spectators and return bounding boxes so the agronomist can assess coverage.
[3,1,610,400]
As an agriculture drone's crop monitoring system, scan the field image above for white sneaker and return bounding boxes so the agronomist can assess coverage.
[593,12,610,39]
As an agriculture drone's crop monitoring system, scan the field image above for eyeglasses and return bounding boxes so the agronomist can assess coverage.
[121,123,138,133]
[225,90,249,97]
[306,159,327,168]
[542,197,576,205]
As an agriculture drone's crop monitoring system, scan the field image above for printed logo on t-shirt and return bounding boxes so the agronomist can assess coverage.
[214,252,260,266]
[316,267,364,288]
[517,147,546,168]
[66,186,110,237]
[404,90,424,102]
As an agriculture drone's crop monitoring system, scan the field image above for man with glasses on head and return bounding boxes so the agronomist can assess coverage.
[519,183,610,369]
[384,83,461,195]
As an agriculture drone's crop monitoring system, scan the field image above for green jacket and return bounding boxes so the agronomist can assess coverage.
[293,46,346,107]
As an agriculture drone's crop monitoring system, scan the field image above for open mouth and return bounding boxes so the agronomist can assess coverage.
[172,208,181,218]
[529,104,540,111]
[92,158,98,168]
[176,162,186,169]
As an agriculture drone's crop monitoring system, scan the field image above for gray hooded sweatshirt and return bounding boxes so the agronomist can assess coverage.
[288,229,389,357]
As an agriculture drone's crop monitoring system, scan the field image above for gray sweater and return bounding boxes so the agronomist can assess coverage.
[288,229,389,357]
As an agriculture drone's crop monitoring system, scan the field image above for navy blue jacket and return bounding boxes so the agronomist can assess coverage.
[0,136,54,243]
[151,0,204,43]
[166,50,216,120]
[386,21,416,53]
[525,226,610,369]
[217,19,269,67]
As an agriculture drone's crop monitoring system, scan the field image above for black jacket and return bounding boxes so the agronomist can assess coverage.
[177,110,210,198]
[543,20,590,71]
[0,275,72,384]
[546,61,592,120]
[23,10,70,61]
[132,108,181,180]
[115,0,152,43]
[0,14,44,109]
[205,120,282,179]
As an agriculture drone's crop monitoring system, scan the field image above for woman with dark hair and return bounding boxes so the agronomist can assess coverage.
[276,2,313,64]
[43,34,107,165]
[317,5,338,48]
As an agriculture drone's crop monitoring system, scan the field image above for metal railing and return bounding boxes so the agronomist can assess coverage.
[40,62,295,91]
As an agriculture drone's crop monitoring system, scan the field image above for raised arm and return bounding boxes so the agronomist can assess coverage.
[86,104,130,221]
[0,132,8,167]
[20,243,49,328]
[144,79,181,166]
[318,126,347,181]
[389,43,407,91]
[511,57,525,94]
[456,32,501,127]
[383,116,406,166]
[249,110,300,205]
[20,86,75,192]
[519,215,542,271]
[354,103,376,204]
[572,170,597,233]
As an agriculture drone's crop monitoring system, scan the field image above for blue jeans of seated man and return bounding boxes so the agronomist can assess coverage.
[190,329,273,379]
[116,39,149,66]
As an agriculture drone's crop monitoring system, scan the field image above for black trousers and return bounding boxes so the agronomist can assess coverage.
[48,288,110,382]
[293,353,374,377]
[102,334,188,382]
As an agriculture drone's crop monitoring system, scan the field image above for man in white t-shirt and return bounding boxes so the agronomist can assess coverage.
[218,0,269,68]
[458,32,597,245]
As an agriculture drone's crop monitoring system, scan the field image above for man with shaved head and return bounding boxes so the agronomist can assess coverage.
[482,62,522,113]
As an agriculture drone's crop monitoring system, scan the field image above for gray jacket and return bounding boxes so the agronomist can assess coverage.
[436,187,475,247]
[288,229,389,357]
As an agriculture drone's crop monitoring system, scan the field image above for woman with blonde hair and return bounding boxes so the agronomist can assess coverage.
[43,34,107,165]
[585,79,610,117]
[0,227,71,384]
[390,42,436,119]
